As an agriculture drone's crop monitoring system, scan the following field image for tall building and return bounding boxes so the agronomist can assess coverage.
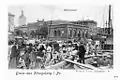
[19,10,26,26]
[8,12,15,32]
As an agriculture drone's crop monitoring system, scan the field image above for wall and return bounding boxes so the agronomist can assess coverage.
[8,15,14,32]
[48,24,67,40]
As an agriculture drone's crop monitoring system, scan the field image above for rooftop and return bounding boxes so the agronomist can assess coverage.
[27,20,44,28]
[27,19,97,28]
[71,20,97,25]
[8,12,15,17]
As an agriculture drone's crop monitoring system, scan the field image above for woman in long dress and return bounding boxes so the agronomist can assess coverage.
[29,50,36,69]
[9,42,17,69]
[45,44,52,66]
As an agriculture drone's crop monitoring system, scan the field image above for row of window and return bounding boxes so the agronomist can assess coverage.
[53,29,88,38]
[54,30,62,36]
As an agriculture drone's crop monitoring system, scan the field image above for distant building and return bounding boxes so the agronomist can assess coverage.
[8,12,15,32]
[27,19,46,38]
[19,10,26,26]
[14,25,28,33]
[27,19,44,31]
[14,19,45,38]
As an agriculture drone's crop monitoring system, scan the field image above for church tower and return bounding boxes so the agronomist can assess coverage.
[19,10,26,26]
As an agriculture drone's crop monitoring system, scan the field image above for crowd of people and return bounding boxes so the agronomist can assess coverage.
[8,37,110,69]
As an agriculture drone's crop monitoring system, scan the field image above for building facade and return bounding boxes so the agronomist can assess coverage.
[48,20,98,40]
[48,22,89,40]
[8,12,15,32]
[71,20,98,36]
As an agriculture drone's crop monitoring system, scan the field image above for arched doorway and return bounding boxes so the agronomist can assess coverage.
[78,30,81,37]
[68,28,72,38]
[82,31,84,38]
[54,30,57,36]
[85,31,88,38]
[58,29,61,36]
[70,29,72,37]
[73,30,77,37]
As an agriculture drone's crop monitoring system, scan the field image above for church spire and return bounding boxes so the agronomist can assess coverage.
[19,9,25,18]
[19,9,26,26]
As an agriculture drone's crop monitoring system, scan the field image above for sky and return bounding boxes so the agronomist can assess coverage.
[8,4,111,27]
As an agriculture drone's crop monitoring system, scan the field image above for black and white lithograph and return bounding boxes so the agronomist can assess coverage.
[8,4,113,70]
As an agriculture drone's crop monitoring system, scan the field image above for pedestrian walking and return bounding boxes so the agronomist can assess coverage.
[77,42,86,64]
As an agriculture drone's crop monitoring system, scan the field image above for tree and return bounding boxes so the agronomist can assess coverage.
[15,29,23,36]
[36,22,48,38]
[30,31,36,38]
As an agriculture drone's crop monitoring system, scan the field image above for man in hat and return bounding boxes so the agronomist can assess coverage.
[77,42,86,64]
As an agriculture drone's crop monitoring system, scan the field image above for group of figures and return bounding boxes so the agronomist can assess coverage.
[8,37,113,69]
